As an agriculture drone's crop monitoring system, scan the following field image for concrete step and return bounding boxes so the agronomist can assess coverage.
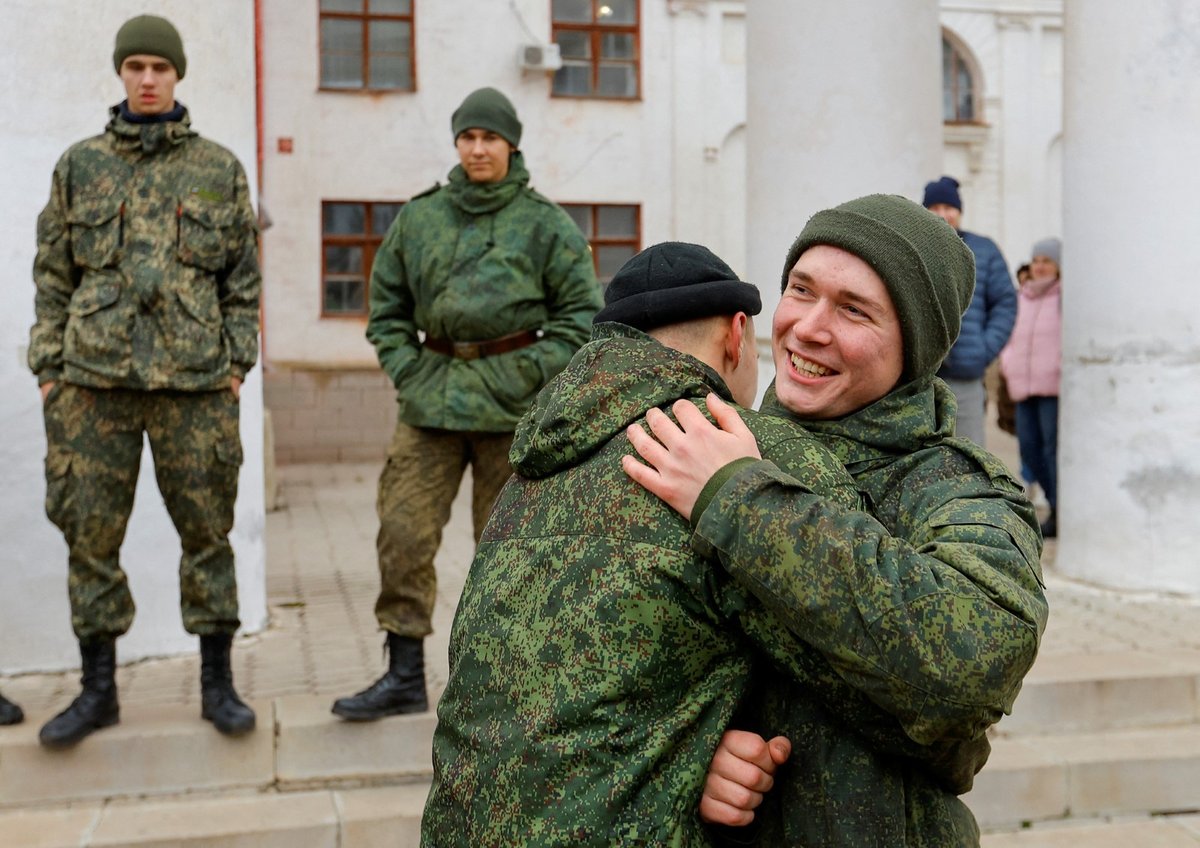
[1001,650,1200,736]
[0,695,436,810]
[982,815,1200,847]
[0,784,429,848]
[967,724,1200,830]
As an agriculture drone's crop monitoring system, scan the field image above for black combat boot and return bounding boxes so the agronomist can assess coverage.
[199,634,256,736]
[331,633,428,720]
[1040,509,1057,539]
[0,692,24,726]
[39,639,119,748]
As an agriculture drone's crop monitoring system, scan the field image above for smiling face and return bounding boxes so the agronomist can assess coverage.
[772,245,904,420]
[455,128,514,184]
[119,54,178,116]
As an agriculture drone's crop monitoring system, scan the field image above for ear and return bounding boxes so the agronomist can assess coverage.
[724,312,748,369]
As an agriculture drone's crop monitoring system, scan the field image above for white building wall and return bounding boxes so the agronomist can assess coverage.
[0,0,266,673]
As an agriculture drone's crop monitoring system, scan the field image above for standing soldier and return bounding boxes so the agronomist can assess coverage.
[29,15,261,747]
[332,88,601,721]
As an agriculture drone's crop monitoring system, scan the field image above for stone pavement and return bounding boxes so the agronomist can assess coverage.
[4,425,1200,844]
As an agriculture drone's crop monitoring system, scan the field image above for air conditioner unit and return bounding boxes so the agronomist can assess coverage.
[519,43,563,72]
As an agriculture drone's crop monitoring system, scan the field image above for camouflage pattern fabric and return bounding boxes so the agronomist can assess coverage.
[697,377,1048,847]
[29,106,261,391]
[374,423,513,637]
[42,383,242,641]
[365,152,601,434]
[422,323,872,847]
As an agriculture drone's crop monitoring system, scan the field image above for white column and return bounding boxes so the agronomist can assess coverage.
[745,0,943,327]
[1057,0,1200,593]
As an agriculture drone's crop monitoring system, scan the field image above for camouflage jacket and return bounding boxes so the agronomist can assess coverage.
[29,106,260,390]
[422,323,868,847]
[366,153,601,433]
[698,377,1048,848]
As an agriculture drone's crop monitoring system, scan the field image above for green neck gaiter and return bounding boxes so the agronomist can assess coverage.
[445,151,529,215]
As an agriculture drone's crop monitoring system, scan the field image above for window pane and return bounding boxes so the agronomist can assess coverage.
[324,280,346,313]
[556,30,591,60]
[600,0,637,24]
[321,0,363,12]
[552,0,592,23]
[344,280,366,312]
[597,245,636,282]
[601,32,635,60]
[369,0,411,13]
[372,203,404,235]
[325,246,364,274]
[957,65,973,120]
[369,19,408,52]
[370,52,411,88]
[597,205,636,238]
[553,63,593,96]
[564,206,592,237]
[324,203,365,235]
[321,19,364,87]
[597,63,636,97]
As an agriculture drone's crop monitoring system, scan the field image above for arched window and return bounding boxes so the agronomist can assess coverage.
[942,34,978,123]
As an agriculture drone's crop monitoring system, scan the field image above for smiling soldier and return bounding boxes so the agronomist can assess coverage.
[29,14,260,748]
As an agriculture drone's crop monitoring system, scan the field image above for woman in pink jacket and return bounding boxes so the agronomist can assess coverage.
[1000,238,1062,537]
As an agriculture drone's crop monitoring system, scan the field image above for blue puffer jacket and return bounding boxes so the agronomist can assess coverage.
[938,231,1017,380]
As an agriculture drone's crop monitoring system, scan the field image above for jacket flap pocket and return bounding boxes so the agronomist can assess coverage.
[180,196,235,230]
[67,283,121,316]
[67,198,122,228]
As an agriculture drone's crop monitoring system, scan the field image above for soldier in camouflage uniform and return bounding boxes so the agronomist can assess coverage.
[332,87,601,721]
[28,15,260,748]
[421,243,988,846]
[626,196,1048,846]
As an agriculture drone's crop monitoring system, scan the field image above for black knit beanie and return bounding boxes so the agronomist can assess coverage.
[451,87,522,147]
[781,194,975,381]
[595,242,762,331]
[922,175,962,210]
[113,15,187,79]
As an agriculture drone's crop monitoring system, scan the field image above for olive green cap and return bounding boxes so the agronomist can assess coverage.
[113,15,186,79]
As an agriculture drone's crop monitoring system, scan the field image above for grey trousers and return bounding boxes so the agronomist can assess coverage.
[943,377,986,446]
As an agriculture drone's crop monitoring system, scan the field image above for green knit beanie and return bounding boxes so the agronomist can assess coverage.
[113,15,187,80]
[451,87,522,147]
[781,194,975,381]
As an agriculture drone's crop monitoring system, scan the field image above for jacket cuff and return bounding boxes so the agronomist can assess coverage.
[37,369,63,386]
[690,456,761,528]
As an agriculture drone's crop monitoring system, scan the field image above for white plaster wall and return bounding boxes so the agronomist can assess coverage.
[0,0,266,673]
[746,0,944,345]
[260,0,677,369]
[1057,0,1200,594]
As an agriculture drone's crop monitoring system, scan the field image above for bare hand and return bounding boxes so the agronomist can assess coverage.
[231,377,242,399]
[40,381,56,402]
[699,730,792,826]
[622,393,761,520]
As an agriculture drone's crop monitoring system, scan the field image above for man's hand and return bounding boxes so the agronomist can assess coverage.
[231,377,242,400]
[622,393,761,520]
[40,381,56,403]
[700,730,792,827]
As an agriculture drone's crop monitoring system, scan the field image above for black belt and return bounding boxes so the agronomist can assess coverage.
[423,329,540,360]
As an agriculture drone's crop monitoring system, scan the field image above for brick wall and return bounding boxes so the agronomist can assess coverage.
[264,368,397,464]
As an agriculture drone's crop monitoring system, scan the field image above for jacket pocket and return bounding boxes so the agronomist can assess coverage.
[68,198,123,270]
[177,196,235,272]
[64,282,130,371]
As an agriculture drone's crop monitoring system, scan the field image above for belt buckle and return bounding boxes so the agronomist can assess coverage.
[453,340,482,360]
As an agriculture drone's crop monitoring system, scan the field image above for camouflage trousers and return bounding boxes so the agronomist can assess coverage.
[375,422,513,638]
[42,384,243,641]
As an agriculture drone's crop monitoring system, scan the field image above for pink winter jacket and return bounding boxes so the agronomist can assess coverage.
[999,278,1061,401]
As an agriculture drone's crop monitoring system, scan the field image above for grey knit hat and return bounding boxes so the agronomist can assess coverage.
[451,87,522,147]
[1031,237,1062,269]
[595,242,761,331]
[113,15,187,79]
[781,194,976,381]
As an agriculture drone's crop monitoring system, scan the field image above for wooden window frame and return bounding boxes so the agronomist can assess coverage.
[561,202,641,285]
[318,1,417,93]
[551,0,641,101]
[320,200,404,319]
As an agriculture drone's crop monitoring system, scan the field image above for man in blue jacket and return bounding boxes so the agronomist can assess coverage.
[922,176,1016,445]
